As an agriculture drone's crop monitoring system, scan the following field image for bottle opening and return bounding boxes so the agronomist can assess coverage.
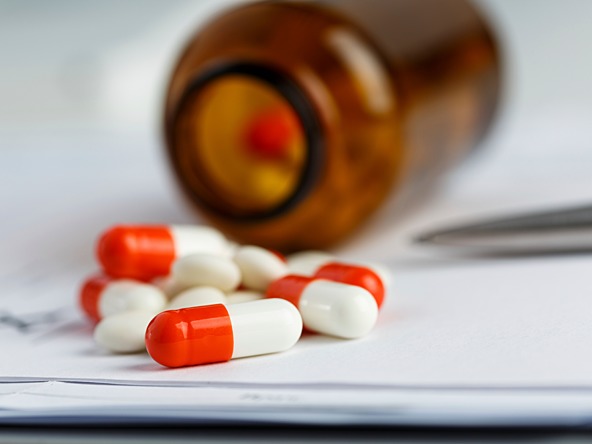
[170,63,322,221]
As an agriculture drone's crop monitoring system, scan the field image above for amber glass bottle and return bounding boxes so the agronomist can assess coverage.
[164,0,500,251]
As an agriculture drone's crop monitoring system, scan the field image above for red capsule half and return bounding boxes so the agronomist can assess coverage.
[79,274,112,323]
[97,225,176,280]
[265,275,313,307]
[145,304,234,368]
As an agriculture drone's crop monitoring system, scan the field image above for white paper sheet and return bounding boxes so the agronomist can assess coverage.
[3,125,592,426]
[4,381,592,427]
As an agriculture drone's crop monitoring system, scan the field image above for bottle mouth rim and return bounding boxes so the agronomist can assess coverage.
[167,61,324,223]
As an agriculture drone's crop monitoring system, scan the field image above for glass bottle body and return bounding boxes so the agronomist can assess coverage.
[164,0,501,251]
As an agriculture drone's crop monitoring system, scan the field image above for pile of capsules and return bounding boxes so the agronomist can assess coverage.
[79,225,389,368]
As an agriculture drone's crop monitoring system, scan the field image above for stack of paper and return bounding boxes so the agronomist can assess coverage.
[3,126,592,427]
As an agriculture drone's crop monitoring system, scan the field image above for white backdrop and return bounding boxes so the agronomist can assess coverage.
[2,0,592,138]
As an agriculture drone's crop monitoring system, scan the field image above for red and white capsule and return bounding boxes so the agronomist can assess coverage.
[265,275,378,339]
[97,225,229,280]
[314,262,386,308]
[145,299,302,368]
[79,274,166,323]
[286,254,390,304]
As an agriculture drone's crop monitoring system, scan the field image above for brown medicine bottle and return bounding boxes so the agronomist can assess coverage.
[164,0,501,251]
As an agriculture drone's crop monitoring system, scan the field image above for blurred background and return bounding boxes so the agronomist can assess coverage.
[3,0,592,140]
[2,0,592,261]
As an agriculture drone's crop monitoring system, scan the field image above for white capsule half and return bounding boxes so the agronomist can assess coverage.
[167,286,227,310]
[227,299,303,359]
[172,253,241,291]
[225,290,264,305]
[98,281,166,319]
[224,241,240,258]
[94,310,156,353]
[233,246,288,291]
[299,280,378,339]
[152,275,191,299]
[170,225,229,257]
[286,251,334,276]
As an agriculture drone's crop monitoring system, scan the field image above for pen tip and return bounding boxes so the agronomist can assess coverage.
[414,232,437,245]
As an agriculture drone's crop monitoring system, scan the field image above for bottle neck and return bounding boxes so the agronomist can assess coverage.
[168,62,324,222]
